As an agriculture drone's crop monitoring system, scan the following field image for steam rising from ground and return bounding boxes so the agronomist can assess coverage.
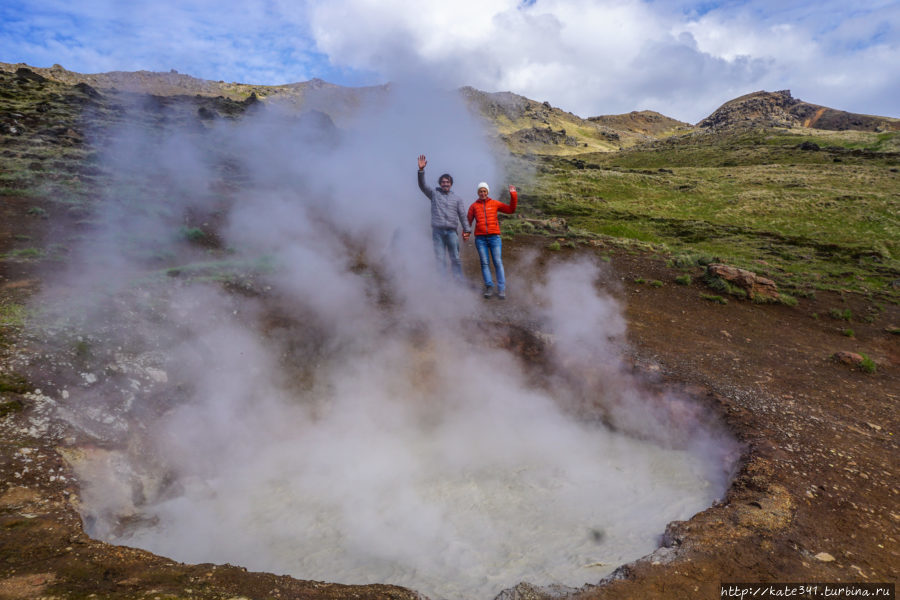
[44,85,737,599]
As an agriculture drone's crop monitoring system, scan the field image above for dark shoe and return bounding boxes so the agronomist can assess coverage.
[483,285,493,298]
[497,289,506,300]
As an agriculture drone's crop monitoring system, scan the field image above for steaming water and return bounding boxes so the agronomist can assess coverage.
[91,385,726,600]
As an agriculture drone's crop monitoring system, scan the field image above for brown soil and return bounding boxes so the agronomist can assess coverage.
[1,204,898,600]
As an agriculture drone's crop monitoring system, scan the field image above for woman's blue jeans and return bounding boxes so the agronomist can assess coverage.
[474,234,505,291]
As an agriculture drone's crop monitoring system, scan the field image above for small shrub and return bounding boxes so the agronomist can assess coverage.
[811,313,819,320]
[564,241,577,249]
[650,280,663,288]
[600,255,611,262]
[26,206,48,218]
[547,241,561,251]
[674,274,691,286]
[842,329,854,337]
[859,354,877,373]
[701,294,728,305]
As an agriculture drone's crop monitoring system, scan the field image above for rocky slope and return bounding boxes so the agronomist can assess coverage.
[698,89,900,132]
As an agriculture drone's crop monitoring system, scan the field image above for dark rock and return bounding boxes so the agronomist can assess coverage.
[15,68,47,83]
[73,82,101,98]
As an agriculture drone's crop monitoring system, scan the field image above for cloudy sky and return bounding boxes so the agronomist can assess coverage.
[1,0,897,123]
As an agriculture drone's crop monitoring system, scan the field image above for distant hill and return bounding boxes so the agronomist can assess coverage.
[587,110,689,136]
[3,62,897,154]
[460,87,688,155]
[0,62,389,126]
[0,62,688,154]
[698,89,900,132]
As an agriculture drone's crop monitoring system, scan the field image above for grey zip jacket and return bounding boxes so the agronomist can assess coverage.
[418,169,471,233]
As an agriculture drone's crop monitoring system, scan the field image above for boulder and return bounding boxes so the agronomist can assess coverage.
[706,264,779,300]
[832,351,864,367]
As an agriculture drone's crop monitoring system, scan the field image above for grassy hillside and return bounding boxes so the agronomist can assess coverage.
[510,127,899,297]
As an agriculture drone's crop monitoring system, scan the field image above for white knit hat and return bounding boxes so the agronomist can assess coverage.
[476,182,490,193]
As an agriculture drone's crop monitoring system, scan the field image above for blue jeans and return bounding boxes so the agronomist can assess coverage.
[475,234,505,291]
[432,228,463,279]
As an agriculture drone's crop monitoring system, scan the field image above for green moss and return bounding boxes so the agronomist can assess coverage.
[0,303,27,327]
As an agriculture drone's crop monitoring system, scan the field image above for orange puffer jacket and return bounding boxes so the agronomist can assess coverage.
[467,189,518,235]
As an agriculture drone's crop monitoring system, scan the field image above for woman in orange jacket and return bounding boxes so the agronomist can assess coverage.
[466,182,518,299]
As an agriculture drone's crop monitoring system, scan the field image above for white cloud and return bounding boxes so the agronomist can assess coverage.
[2,0,897,122]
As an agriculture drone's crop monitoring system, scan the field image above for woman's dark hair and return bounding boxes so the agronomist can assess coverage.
[439,173,453,185]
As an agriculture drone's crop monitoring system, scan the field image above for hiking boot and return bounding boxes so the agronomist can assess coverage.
[483,285,493,298]
[497,289,506,300]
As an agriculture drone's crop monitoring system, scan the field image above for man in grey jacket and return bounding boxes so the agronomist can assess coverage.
[417,154,471,280]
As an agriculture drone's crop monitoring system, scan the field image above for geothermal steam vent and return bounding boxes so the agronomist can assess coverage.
[63,261,735,600]
[45,88,736,600]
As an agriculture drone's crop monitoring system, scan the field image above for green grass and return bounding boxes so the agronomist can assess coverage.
[1,247,45,260]
[701,294,728,304]
[513,127,900,297]
[675,274,692,285]
[829,308,853,321]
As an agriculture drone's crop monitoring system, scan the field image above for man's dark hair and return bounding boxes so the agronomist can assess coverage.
[439,173,453,185]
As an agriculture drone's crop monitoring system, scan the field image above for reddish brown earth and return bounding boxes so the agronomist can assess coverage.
[1,202,898,599]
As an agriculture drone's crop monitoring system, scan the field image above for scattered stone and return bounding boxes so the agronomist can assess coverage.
[814,552,835,562]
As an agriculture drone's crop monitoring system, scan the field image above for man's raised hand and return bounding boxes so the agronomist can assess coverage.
[418,155,427,170]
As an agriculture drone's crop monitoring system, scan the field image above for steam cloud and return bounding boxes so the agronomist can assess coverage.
[42,82,738,599]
